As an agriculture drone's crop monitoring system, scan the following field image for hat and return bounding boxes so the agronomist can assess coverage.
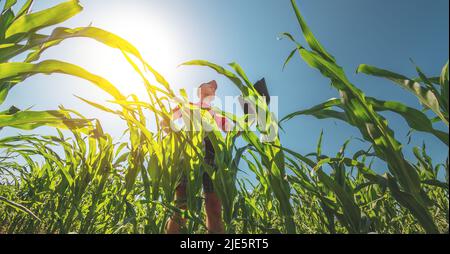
[197,80,218,97]
[199,80,217,90]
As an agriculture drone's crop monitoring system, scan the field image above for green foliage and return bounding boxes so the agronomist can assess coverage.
[280,0,448,233]
[0,0,447,234]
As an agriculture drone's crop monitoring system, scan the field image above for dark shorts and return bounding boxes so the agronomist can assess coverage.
[178,137,216,193]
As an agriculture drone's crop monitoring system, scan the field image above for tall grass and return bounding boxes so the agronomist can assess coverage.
[0,0,448,234]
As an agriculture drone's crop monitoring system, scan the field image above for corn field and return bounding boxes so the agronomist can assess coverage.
[0,0,448,234]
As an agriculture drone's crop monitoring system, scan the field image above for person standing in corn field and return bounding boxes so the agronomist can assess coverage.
[162,80,233,234]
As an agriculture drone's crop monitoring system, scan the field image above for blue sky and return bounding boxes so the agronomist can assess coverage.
[2,0,449,175]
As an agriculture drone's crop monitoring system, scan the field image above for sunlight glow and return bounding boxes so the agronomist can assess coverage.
[78,5,181,99]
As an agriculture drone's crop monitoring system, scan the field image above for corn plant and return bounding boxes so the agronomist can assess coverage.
[280,0,448,233]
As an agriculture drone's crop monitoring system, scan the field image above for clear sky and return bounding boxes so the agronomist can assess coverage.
[2,0,449,175]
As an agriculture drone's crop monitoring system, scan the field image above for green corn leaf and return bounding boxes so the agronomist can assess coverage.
[0,105,19,115]
[0,109,93,132]
[0,44,24,62]
[0,60,125,104]
[23,26,141,62]
[283,48,298,71]
[280,98,343,124]
[14,0,33,21]
[386,175,439,233]
[315,168,361,233]
[228,62,253,88]
[290,0,336,63]
[0,196,40,221]
[421,179,448,190]
[281,48,422,200]
[5,0,82,39]
[1,0,17,13]
[287,2,438,233]
[357,64,448,126]
[414,63,441,102]
[75,95,121,115]
[281,96,448,146]
[440,61,449,114]
[181,60,245,91]
[316,130,324,161]
[0,8,14,40]
[368,97,448,146]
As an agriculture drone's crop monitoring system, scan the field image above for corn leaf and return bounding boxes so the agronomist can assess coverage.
[0,60,125,104]
[357,64,448,126]
[5,0,82,39]
[0,109,92,131]
[290,0,335,63]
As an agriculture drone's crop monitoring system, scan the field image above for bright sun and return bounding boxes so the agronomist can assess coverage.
[76,4,180,100]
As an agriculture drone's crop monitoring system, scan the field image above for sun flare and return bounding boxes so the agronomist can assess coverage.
[79,5,180,99]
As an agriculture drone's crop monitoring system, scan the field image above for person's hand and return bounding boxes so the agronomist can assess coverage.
[160,119,171,134]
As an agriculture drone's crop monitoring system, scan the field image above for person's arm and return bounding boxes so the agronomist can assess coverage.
[172,106,183,120]
[216,114,243,136]
[215,114,231,132]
